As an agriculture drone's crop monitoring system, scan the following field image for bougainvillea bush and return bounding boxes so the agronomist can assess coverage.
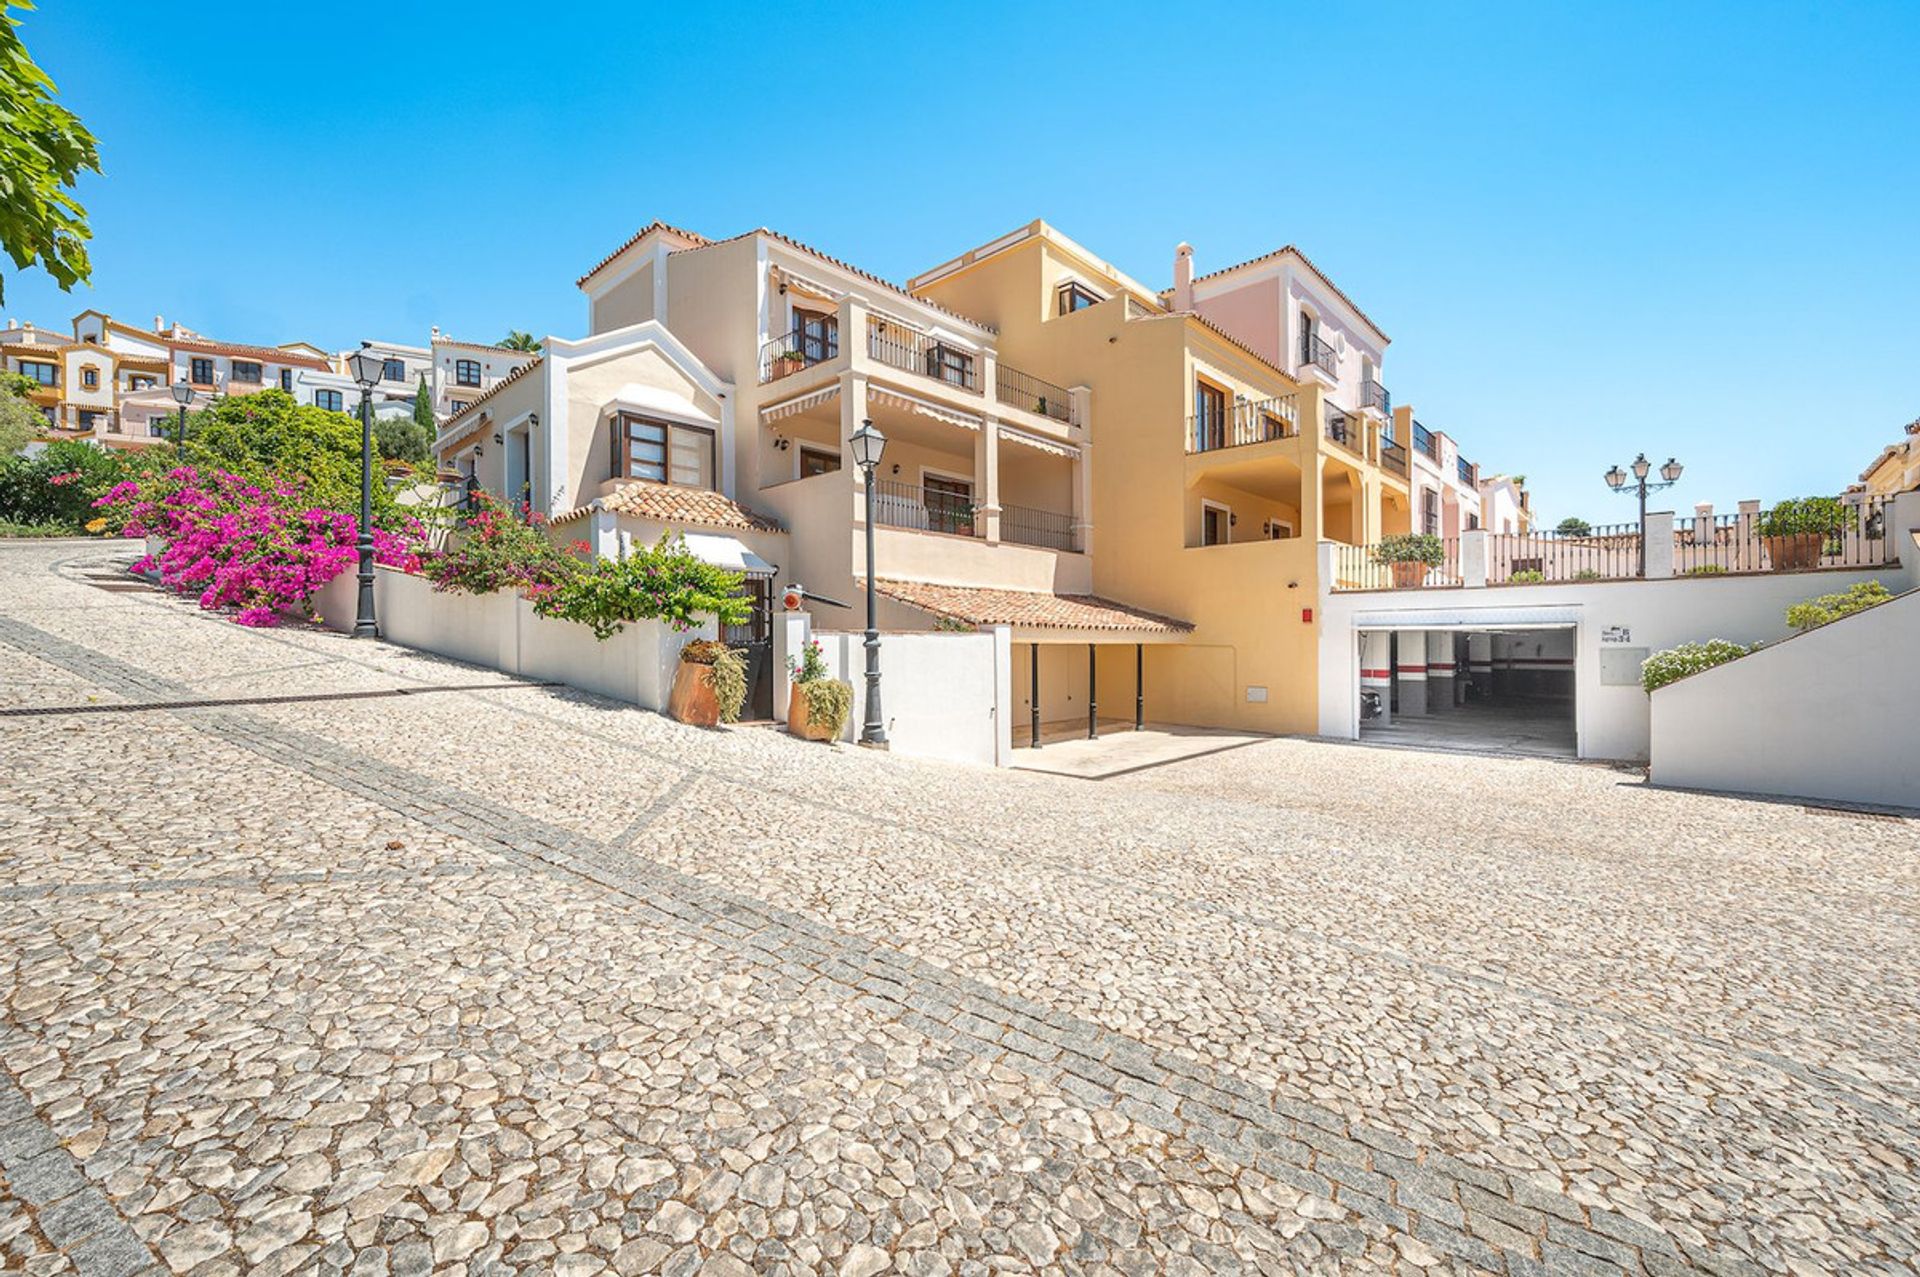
[530,534,752,640]
[96,467,422,627]
[417,492,582,596]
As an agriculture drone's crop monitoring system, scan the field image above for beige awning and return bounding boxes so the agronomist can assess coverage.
[997,425,1079,459]
[761,383,840,423]
[869,386,982,431]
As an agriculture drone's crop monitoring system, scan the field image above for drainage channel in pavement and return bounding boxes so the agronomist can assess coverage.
[0,680,559,718]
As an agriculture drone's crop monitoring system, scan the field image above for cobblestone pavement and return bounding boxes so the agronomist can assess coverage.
[1,540,1916,1277]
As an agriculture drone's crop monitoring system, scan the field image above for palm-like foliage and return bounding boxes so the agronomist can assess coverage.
[498,331,542,353]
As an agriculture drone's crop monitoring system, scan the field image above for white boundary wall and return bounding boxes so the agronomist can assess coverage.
[313,566,709,712]
[775,610,1013,768]
[1317,561,1915,762]
[1650,590,1920,809]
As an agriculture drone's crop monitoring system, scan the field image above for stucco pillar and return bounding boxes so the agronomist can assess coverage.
[839,296,870,374]
[1301,452,1327,547]
[841,371,869,524]
[1461,529,1489,587]
[587,504,620,561]
[1643,510,1674,579]
[1735,499,1761,572]
[1359,630,1392,727]
[1394,631,1428,715]
[1466,632,1493,698]
[976,418,1002,544]
[1071,438,1093,556]
[1426,630,1456,712]
[772,609,812,727]
[1361,474,1382,545]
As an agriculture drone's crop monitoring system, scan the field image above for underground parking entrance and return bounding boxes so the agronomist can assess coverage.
[1356,622,1577,757]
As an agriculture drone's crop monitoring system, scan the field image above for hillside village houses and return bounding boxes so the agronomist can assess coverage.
[0,313,535,450]
[432,218,1542,741]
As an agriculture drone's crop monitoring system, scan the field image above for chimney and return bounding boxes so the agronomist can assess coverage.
[1172,243,1195,312]
[154,315,165,333]
[431,325,441,341]
[5,319,16,330]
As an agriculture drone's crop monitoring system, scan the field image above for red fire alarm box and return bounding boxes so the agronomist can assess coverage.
[1301,608,1314,624]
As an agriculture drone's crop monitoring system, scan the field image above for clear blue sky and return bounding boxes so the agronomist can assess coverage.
[8,1,1916,523]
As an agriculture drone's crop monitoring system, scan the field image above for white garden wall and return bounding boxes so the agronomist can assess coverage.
[314,566,709,712]
[1650,590,1920,809]
[774,610,1013,767]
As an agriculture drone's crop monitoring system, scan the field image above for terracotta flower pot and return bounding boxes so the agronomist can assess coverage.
[669,660,721,727]
[1389,560,1427,588]
[787,682,838,742]
[1763,533,1823,571]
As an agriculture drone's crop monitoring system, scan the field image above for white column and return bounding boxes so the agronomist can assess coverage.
[841,371,869,525]
[1359,630,1392,727]
[1426,630,1455,712]
[1643,510,1674,579]
[1071,386,1093,557]
[772,608,812,727]
[1461,529,1489,588]
[1467,632,1493,699]
[976,418,1002,544]
[587,504,619,561]
[1395,631,1428,715]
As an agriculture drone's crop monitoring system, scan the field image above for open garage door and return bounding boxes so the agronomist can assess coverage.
[1355,623,1577,758]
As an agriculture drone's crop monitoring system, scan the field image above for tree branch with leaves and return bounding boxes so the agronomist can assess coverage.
[0,0,100,304]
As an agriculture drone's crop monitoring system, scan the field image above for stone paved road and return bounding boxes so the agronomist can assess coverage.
[1,540,1916,1277]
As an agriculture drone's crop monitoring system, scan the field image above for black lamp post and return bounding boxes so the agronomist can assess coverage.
[1603,452,1683,576]
[850,418,888,748]
[170,378,195,451]
[347,347,384,638]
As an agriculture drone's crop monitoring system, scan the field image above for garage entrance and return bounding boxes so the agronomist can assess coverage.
[1356,624,1576,758]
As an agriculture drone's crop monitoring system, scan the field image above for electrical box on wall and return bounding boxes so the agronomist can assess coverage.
[1301,608,1314,624]
[1599,648,1648,686]
[1246,686,1268,703]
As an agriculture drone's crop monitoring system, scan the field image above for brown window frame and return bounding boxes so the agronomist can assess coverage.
[1201,501,1231,547]
[189,357,215,385]
[798,444,840,479]
[454,358,482,387]
[314,389,343,412]
[792,309,839,363]
[1193,378,1228,450]
[231,360,262,384]
[611,412,717,489]
[81,366,99,389]
[1056,281,1102,315]
[20,360,57,386]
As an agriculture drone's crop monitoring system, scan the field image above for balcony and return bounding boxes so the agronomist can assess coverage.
[1381,438,1409,478]
[1458,456,1477,486]
[867,318,979,392]
[1300,332,1338,378]
[1412,421,1438,461]
[995,364,1075,426]
[1324,405,1363,455]
[1362,379,1390,416]
[759,326,839,383]
[871,478,1078,553]
[1186,393,1297,454]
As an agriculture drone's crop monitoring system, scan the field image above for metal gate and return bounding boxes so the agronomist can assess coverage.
[725,579,774,721]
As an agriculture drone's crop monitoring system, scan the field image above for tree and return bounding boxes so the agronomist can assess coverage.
[1555,516,1592,537]
[0,383,41,455]
[374,416,431,466]
[498,330,542,353]
[412,374,434,430]
[0,1,102,304]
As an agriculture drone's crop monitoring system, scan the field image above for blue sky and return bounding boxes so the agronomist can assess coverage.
[7,1,1916,523]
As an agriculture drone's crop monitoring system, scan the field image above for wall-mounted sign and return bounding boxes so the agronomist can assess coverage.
[1601,625,1632,644]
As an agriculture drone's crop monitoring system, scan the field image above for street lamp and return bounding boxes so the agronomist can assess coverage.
[1603,452,1683,576]
[849,418,888,748]
[347,346,384,638]
[170,378,195,451]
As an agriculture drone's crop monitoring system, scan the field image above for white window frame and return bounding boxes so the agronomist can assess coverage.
[1201,498,1233,547]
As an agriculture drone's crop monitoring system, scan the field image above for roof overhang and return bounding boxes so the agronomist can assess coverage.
[1352,605,1580,631]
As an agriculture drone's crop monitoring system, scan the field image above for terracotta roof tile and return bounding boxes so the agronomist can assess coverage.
[552,481,782,534]
[437,357,546,436]
[1186,244,1389,343]
[573,220,714,288]
[871,579,1191,634]
[166,334,333,369]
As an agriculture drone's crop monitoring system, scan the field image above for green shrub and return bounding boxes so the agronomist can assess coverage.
[1683,564,1727,576]
[1509,569,1545,583]
[1370,533,1445,567]
[1573,568,1602,581]
[1642,640,1755,693]
[1786,581,1894,632]
[420,494,580,596]
[374,416,432,466]
[797,677,852,736]
[531,533,752,640]
[0,441,151,530]
[1555,516,1591,537]
[1756,497,1849,539]
[680,640,748,722]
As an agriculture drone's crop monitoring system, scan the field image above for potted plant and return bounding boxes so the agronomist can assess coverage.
[1756,497,1846,571]
[670,639,748,728]
[773,348,808,378]
[1370,533,1445,588]
[786,638,852,742]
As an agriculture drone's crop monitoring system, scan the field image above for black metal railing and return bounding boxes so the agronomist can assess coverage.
[758,325,839,383]
[870,478,979,536]
[995,364,1073,424]
[1186,393,1297,453]
[1000,502,1079,552]
[1324,405,1362,453]
[867,317,980,391]
[1488,523,1639,583]
[1300,332,1338,376]
[1363,378,1390,415]
[1674,495,1899,574]
[1412,420,1438,461]
[1381,439,1408,477]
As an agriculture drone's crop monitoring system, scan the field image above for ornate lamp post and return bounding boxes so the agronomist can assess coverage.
[849,419,888,748]
[1603,452,1683,577]
[170,378,195,451]
[347,347,384,638]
